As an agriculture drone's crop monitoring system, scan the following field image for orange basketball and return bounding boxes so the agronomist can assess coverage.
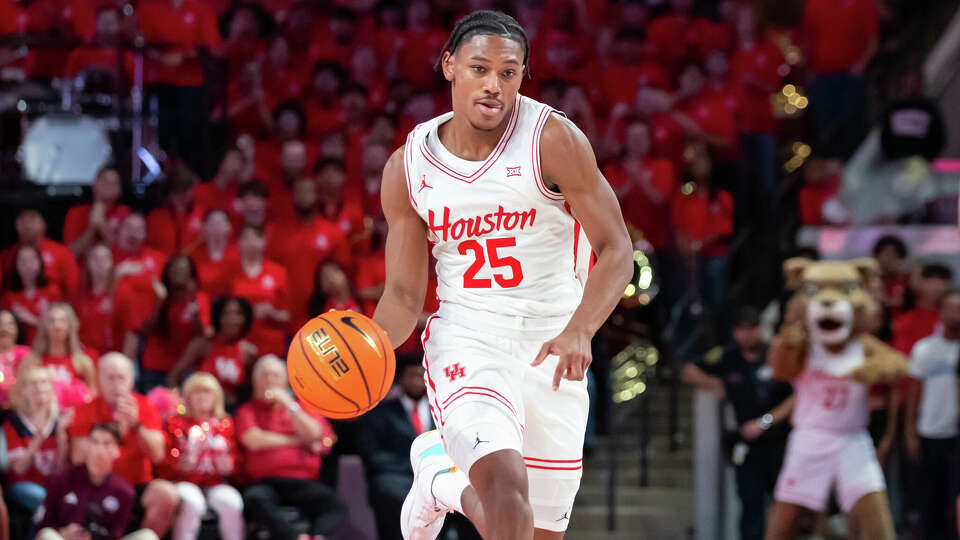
[286,310,395,419]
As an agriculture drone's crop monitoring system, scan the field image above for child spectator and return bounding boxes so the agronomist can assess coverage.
[893,263,953,355]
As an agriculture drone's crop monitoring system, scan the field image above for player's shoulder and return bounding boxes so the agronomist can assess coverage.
[539,109,589,154]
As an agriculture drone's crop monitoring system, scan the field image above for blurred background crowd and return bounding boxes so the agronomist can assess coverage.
[0,0,957,539]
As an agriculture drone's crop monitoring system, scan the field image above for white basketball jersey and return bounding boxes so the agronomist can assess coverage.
[791,340,869,433]
[403,94,592,318]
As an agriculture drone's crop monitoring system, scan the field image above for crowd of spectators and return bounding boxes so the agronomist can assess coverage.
[0,0,901,538]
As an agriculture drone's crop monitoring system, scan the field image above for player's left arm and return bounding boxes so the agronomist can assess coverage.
[532,114,634,390]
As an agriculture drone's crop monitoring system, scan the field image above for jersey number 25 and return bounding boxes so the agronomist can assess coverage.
[458,238,523,288]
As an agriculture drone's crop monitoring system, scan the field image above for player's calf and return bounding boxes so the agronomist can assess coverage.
[470,449,534,540]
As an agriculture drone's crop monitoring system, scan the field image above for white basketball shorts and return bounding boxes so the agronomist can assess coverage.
[421,302,589,532]
[774,427,885,512]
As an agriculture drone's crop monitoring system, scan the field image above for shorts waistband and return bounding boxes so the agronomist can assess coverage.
[436,302,572,332]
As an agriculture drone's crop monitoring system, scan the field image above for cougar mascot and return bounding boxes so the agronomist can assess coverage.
[764,258,907,540]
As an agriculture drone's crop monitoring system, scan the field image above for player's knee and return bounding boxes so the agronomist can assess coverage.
[470,450,529,512]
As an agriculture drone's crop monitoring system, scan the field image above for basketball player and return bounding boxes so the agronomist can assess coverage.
[373,10,633,540]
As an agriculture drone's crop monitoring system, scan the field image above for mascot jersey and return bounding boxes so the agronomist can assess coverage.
[792,340,869,433]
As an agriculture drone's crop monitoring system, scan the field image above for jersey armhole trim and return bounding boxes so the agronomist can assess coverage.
[532,108,566,202]
[403,129,418,210]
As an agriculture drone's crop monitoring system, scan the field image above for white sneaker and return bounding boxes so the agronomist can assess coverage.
[400,430,455,540]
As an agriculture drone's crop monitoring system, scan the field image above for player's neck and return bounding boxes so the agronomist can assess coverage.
[439,112,510,162]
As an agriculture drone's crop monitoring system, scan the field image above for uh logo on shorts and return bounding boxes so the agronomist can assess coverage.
[444,363,466,382]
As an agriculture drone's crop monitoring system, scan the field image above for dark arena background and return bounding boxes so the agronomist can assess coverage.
[1,0,959,539]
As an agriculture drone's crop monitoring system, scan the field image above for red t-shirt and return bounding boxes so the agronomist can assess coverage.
[648,113,688,172]
[803,0,878,75]
[3,414,60,486]
[235,399,333,481]
[267,217,351,326]
[40,348,97,409]
[158,415,238,488]
[110,281,143,349]
[63,46,136,82]
[141,293,211,372]
[671,189,735,257]
[70,394,163,486]
[72,286,127,354]
[798,174,841,225]
[395,29,448,89]
[600,60,671,109]
[680,89,739,161]
[893,308,941,355]
[0,284,63,345]
[2,239,80,300]
[193,182,244,225]
[603,158,678,250]
[304,97,343,139]
[192,245,241,300]
[138,0,222,87]
[113,246,166,333]
[21,0,97,78]
[231,261,290,357]
[199,340,247,394]
[147,206,205,254]
[62,203,132,250]
[882,273,909,319]
[729,40,785,134]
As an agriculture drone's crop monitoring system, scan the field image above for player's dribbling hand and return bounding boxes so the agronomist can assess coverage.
[532,329,592,391]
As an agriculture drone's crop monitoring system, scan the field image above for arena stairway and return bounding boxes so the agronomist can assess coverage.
[566,381,695,540]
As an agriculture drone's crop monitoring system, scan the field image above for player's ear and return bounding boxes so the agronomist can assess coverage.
[441,51,455,82]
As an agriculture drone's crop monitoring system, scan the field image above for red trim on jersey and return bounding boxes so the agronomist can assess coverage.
[420,314,443,426]
[403,129,418,209]
[441,385,515,409]
[418,94,521,184]
[532,106,565,202]
[524,463,583,471]
[523,457,583,464]
[563,202,582,275]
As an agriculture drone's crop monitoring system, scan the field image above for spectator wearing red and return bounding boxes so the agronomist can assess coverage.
[238,355,345,540]
[396,0,447,90]
[646,0,703,72]
[222,60,274,139]
[69,352,179,538]
[636,87,688,171]
[21,303,96,409]
[673,63,737,160]
[63,6,136,85]
[803,0,878,158]
[264,140,312,222]
[258,35,310,114]
[602,119,678,252]
[671,141,734,326]
[893,263,953,355]
[303,61,348,138]
[194,147,247,227]
[307,262,361,317]
[147,168,205,254]
[1,245,63,345]
[231,226,290,357]
[133,256,210,392]
[189,210,240,299]
[873,235,910,321]
[37,422,157,540]
[308,6,363,65]
[356,143,390,218]
[355,219,387,317]
[0,365,68,515]
[20,0,97,78]
[2,209,80,298]
[601,29,669,110]
[349,45,388,112]
[268,177,349,326]
[0,310,30,407]
[161,373,243,540]
[797,158,843,225]
[316,158,367,243]
[213,3,268,76]
[63,166,130,258]
[73,243,134,355]
[729,4,784,201]
[169,296,256,404]
[113,213,167,340]
[138,0,222,174]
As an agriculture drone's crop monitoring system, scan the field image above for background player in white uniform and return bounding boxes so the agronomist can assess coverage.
[373,10,633,540]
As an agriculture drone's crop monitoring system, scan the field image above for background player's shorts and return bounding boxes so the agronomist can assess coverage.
[422,302,589,532]
[774,427,885,512]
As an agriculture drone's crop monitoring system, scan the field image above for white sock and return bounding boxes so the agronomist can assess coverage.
[430,463,469,514]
